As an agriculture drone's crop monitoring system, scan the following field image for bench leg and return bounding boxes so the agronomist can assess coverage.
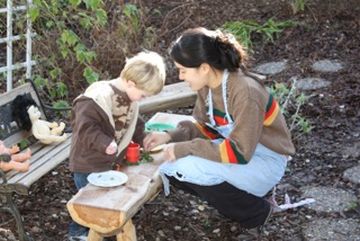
[88,229,103,241]
[116,219,136,241]
[0,193,32,241]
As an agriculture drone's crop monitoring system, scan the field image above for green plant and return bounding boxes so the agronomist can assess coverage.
[139,151,154,164]
[24,1,155,108]
[27,0,108,104]
[269,78,313,138]
[222,19,296,50]
[123,4,141,34]
[290,0,308,14]
[117,4,156,49]
[346,201,358,211]
[203,218,212,229]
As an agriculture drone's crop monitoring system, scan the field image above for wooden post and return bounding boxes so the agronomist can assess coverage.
[116,219,136,241]
[88,229,103,241]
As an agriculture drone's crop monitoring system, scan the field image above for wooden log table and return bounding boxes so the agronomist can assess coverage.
[67,113,194,241]
[67,152,166,241]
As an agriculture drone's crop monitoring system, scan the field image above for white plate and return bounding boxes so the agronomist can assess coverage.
[87,170,128,187]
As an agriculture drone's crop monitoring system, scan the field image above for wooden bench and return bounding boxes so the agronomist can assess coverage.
[138,72,266,113]
[0,82,72,241]
[139,82,196,113]
[67,113,195,241]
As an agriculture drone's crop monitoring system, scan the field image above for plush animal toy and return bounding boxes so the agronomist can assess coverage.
[11,94,67,145]
[0,141,31,172]
[27,105,67,144]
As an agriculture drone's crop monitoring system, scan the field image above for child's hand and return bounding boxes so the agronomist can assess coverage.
[105,141,117,155]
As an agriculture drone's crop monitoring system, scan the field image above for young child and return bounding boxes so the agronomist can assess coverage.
[68,51,166,240]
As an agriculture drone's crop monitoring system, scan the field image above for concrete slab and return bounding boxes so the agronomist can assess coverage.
[303,218,360,241]
[312,59,344,72]
[301,186,357,212]
[254,61,287,75]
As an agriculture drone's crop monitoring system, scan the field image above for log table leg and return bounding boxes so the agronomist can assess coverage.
[88,229,103,241]
[116,219,137,241]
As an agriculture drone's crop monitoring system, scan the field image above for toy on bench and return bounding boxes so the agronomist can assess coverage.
[0,141,31,172]
[12,94,67,145]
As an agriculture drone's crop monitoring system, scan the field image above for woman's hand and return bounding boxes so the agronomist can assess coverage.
[162,143,176,162]
[143,131,171,151]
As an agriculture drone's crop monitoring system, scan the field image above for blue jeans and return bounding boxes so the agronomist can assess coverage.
[69,172,90,236]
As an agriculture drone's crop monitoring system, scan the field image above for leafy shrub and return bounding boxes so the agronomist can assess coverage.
[26,1,155,107]
[269,78,313,138]
[222,19,296,50]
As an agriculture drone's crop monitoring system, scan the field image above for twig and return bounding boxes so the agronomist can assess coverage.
[283,76,298,110]
[160,2,194,32]
[0,218,15,228]
[289,101,302,132]
[159,15,192,39]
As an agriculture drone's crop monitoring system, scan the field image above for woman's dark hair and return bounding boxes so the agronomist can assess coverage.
[170,28,248,72]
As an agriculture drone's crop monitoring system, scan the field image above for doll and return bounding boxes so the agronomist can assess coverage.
[27,105,67,144]
[11,94,67,145]
[0,141,31,172]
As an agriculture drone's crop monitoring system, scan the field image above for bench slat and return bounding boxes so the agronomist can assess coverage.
[0,83,41,107]
[20,141,71,187]
[7,135,71,187]
[138,73,266,114]
[139,82,196,113]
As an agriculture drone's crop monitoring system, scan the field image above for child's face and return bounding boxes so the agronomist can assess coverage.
[126,85,149,101]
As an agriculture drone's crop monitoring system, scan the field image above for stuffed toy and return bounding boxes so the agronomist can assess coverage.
[27,105,67,144]
[0,141,31,172]
[11,94,67,145]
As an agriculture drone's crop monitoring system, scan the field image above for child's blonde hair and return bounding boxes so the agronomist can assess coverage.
[120,51,166,95]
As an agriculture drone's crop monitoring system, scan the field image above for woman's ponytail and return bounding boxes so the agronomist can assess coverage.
[170,27,248,72]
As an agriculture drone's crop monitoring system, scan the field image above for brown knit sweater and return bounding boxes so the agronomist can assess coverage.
[167,71,295,164]
[69,86,145,173]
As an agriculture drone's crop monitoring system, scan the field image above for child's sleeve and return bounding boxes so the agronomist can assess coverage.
[72,101,114,153]
[132,116,146,146]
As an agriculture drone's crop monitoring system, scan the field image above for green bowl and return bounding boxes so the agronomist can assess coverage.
[145,122,175,132]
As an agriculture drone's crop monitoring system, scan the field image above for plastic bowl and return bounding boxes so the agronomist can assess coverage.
[145,122,175,132]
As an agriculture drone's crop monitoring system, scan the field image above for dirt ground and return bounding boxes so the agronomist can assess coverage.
[1,0,359,240]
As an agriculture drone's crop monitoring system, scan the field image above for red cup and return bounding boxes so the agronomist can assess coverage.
[126,142,140,163]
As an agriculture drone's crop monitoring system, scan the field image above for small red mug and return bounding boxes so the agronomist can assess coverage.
[126,142,140,164]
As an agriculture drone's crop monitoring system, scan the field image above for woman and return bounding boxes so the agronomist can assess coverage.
[144,27,295,230]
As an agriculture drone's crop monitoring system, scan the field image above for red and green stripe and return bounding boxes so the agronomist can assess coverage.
[219,139,247,164]
[195,122,222,139]
[213,108,233,126]
[264,94,280,126]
